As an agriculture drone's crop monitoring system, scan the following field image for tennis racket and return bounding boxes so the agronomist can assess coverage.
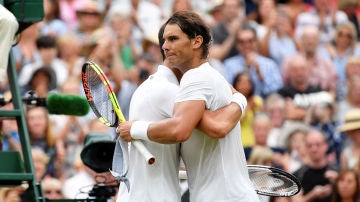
[178,165,301,197]
[247,165,301,197]
[81,61,155,165]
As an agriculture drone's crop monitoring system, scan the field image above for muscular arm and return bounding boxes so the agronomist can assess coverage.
[119,100,242,143]
[118,88,246,143]
[147,100,205,143]
[198,102,241,138]
[118,100,206,144]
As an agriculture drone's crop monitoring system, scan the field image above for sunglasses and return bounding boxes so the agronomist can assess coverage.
[338,31,353,39]
[77,11,101,16]
[44,190,62,195]
[237,38,255,44]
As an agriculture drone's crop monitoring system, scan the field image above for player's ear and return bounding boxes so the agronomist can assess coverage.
[192,35,203,49]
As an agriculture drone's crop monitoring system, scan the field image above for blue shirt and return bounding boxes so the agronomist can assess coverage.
[223,54,283,98]
[2,131,20,151]
[268,32,297,66]
[319,45,360,101]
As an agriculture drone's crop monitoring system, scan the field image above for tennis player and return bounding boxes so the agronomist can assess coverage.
[115,23,246,202]
[118,11,259,201]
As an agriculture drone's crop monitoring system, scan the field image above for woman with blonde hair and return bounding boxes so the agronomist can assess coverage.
[247,145,274,166]
[320,22,360,101]
[26,106,65,180]
[337,0,360,40]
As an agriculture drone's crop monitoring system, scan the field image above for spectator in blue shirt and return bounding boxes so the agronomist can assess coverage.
[223,24,283,98]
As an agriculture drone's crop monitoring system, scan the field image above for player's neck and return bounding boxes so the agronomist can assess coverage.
[181,58,208,73]
[171,68,183,82]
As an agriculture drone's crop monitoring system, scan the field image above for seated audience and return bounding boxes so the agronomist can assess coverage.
[331,169,360,202]
[291,129,339,202]
[338,109,360,170]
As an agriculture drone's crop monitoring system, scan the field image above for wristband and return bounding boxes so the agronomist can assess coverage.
[130,121,151,141]
[231,93,247,116]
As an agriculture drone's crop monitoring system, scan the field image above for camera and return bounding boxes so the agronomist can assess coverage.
[80,133,117,200]
[89,184,118,200]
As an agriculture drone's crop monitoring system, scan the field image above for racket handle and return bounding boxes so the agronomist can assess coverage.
[179,170,187,180]
[132,140,155,165]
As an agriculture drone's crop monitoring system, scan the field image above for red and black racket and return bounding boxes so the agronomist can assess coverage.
[81,61,155,164]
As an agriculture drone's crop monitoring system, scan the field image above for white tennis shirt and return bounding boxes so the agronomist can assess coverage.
[117,65,181,202]
[178,62,259,202]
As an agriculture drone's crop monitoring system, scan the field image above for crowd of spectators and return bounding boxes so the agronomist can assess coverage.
[1,0,360,201]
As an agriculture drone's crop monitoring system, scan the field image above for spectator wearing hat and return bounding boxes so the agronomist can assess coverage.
[23,66,57,97]
[142,34,162,65]
[73,0,106,52]
[339,109,360,170]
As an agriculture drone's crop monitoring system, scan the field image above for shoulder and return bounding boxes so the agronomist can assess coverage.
[181,66,211,84]
[293,164,310,178]
[139,76,178,93]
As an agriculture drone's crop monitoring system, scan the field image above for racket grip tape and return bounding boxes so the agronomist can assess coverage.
[179,170,187,180]
[132,140,155,165]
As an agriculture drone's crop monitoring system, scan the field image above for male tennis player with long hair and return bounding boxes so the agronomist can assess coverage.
[115,17,248,202]
[118,10,258,201]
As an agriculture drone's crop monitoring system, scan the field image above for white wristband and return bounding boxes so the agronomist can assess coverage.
[231,93,247,115]
[130,121,151,141]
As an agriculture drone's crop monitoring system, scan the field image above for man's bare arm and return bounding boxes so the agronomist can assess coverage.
[198,89,246,138]
[198,102,242,138]
[118,100,205,144]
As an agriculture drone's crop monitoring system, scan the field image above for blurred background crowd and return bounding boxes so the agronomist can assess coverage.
[1,0,360,201]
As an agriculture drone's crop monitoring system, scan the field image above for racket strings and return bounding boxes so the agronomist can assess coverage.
[249,169,299,197]
[85,66,117,126]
